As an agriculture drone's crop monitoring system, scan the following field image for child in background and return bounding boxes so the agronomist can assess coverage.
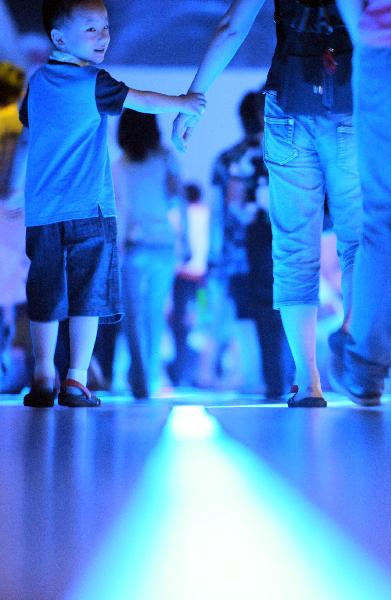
[20,0,205,407]
[114,110,182,398]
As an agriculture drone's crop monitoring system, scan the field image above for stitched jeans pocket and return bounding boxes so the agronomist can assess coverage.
[336,120,358,174]
[264,117,299,165]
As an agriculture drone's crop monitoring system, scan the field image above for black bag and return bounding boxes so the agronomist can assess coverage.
[274,0,353,113]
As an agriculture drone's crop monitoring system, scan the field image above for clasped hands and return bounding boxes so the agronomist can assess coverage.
[172,110,204,153]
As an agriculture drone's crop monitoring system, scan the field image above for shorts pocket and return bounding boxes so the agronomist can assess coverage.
[264,117,299,165]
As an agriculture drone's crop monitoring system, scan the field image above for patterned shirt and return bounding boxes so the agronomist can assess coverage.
[211,136,269,276]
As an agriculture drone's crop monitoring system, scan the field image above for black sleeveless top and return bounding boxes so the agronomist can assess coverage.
[265,0,353,114]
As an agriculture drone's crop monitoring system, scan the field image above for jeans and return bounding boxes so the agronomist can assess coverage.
[348,46,391,370]
[264,91,362,308]
[121,245,175,395]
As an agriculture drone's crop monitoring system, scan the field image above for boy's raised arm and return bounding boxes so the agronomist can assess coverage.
[172,0,266,151]
[123,88,206,116]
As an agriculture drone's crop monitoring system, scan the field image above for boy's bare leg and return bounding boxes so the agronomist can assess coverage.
[67,316,99,388]
[30,320,59,387]
[280,305,323,401]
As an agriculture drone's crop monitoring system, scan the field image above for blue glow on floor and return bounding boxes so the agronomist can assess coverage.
[66,406,391,600]
[2,390,390,408]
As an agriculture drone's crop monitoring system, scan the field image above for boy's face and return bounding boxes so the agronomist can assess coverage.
[52,1,110,64]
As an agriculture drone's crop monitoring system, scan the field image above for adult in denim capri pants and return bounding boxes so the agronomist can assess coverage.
[173,0,362,407]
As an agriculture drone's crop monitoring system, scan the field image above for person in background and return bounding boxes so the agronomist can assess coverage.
[172,0,363,407]
[329,0,391,405]
[167,183,210,387]
[0,62,31,391]
[211,90,292,398]
[114,109,183,398]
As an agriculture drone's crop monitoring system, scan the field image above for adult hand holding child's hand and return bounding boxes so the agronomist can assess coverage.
[180,92,206,116]
[172,111,203,152]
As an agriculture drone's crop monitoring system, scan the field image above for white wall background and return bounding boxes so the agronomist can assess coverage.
[108,66,268,198]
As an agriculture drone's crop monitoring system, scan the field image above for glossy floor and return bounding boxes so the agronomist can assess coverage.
[1,390,391,600]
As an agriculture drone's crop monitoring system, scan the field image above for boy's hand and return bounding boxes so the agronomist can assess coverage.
[172,113,200,152]
[179,92,206,117]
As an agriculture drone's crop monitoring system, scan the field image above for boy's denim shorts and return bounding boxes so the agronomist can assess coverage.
[25,215,123,324]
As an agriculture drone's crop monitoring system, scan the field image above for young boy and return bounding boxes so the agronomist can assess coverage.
[20,0,205,408]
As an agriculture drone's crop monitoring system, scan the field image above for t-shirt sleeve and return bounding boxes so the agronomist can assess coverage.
[95,69,129,116]
[19,87,29,128]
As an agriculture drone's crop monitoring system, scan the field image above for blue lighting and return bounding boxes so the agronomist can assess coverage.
[67,407,391,600]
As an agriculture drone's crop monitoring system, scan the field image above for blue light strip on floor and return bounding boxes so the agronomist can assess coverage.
[66,406,391,600]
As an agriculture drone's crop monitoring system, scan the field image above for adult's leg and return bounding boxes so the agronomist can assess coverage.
[264,92,325,402]
[317,112,362,330]
[279,305,322,398]
[347,47,391,387]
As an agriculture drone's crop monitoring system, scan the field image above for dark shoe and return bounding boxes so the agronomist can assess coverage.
[328,327,349,357]
[58,379,101,407]
[330,346,383,407]
[132,386,149,400]
[287,385,327,408]
[24,381,57,408]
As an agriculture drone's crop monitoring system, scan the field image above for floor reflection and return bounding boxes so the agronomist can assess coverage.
[0,402,170,599]
[68,405,391,600]
[1,394,391,599]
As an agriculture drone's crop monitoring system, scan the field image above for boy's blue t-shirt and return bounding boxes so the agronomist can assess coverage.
[20,61,128,227]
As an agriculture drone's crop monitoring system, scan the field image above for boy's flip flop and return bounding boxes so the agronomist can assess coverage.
[58,379,101,407]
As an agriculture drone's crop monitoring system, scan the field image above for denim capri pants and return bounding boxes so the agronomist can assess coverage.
[264,91,363,309]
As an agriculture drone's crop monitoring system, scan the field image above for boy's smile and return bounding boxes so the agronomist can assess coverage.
[52,1,110,64]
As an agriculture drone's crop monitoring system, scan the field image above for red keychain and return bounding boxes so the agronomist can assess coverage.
[323,48,338,75]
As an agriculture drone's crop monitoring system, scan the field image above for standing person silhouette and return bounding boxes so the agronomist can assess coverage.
[114,110,182,398]
[329,0,391,405]
[173,0,363,407]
